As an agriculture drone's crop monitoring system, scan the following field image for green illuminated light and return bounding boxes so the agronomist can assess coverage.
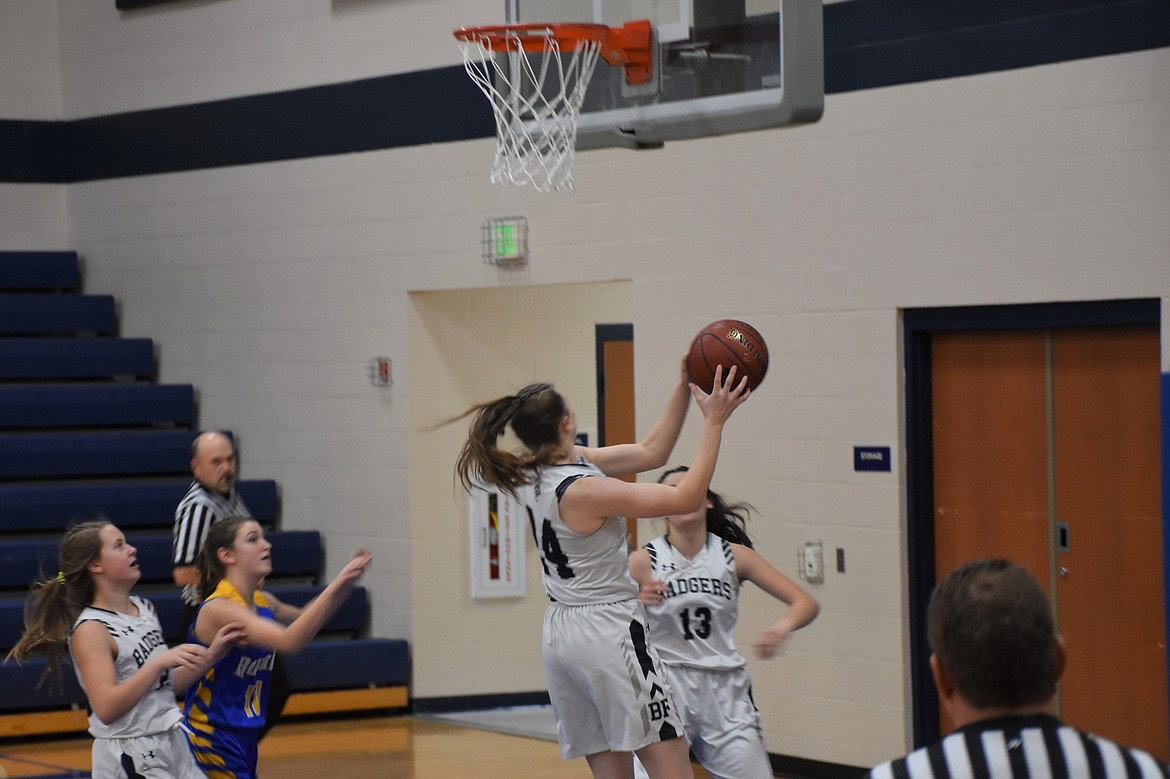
[482,216,527,265]
[495,224,516,257]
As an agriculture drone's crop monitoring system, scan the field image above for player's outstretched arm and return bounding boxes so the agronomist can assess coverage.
[198,551,372,655]
[733,545,820,659]
[581,356,691,478]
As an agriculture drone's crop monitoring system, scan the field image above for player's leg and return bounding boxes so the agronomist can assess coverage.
[633,663,694,779]
[632,737,693,778]
[545,601,687,764]
[585,749,637,779]
[187,724,259,779]
[689,668,772,779]
[543,604,611,760]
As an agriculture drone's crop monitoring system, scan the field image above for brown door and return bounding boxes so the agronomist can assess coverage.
[931,326,1167,758]
[599,327,637,543]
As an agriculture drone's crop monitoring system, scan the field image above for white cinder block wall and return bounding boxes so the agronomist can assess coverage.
[0,0,65,245]
[1,0,1168,768]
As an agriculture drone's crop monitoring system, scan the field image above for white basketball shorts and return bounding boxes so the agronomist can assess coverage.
[542,599,684,759]
[92,725,207,779]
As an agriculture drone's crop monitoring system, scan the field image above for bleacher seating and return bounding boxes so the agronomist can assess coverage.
[0,337,155,380]
[0,529,324,592]
[0,383,195,428]
[0,478,279,533]
[0,293,116,334]
[0,251,408,738]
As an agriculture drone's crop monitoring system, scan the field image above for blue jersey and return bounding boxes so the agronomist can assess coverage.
[184,579,276,778]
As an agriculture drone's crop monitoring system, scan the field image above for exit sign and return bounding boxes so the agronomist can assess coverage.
[482,216,528,265]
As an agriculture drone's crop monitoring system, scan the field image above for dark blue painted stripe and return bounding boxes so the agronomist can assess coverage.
[1,0,1167,183]
[823,0,1170,93]
[0,119,65,182]
[63,65,492,182]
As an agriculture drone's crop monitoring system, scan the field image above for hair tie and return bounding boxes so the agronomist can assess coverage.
[56,571,67,585]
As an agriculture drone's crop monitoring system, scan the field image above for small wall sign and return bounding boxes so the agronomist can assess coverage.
[854,446,891,472]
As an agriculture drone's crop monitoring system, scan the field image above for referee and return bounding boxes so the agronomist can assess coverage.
[172,430,293,739]
[868,559,1168,779]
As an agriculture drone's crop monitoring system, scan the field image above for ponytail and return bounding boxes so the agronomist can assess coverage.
[6,519,110,686]
[195,517,251,605]
[657,466,755,549]
[449,383,566,493]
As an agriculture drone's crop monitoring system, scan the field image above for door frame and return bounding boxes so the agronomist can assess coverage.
[903,298,1163,747]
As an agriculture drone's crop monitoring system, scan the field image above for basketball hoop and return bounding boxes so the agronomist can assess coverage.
[454,21,653,192]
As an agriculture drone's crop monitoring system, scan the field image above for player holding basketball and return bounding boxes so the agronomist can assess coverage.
[452,359,749,779]
[183,516,372,779]
[631,468,819,779]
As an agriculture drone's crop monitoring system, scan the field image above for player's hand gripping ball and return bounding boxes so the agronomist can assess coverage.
[686,319,769,393]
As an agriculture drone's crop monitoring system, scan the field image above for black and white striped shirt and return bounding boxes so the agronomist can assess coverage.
[869,715,1168,779]
[171,480,251,605]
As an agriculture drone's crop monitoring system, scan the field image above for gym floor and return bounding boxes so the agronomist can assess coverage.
[0,714,718,778]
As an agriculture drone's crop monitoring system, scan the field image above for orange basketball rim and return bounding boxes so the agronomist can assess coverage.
[453,20,653,86]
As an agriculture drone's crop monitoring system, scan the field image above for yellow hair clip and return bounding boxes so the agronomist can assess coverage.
[56,571,67,585]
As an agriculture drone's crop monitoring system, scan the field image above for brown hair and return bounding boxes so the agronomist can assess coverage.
[450,383,567,493]
[195,516,254,604]
[928,558,1060,709]
[657,466,755,549]
[5,519,112,685]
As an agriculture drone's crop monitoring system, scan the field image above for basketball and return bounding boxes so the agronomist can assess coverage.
[686,319,769,393]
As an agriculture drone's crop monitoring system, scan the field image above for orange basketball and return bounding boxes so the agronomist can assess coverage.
[685,319,769,393]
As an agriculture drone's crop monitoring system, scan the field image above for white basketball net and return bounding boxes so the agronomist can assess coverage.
[458,30,603,192]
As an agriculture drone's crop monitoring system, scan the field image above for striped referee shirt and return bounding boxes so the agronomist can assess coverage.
[868,715,1169,779]
[171,480,251,605]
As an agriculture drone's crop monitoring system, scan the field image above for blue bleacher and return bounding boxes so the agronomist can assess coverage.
[0,383,195,429]
[285,638,409,691]
[0,251,79,290]
[0,293,116,335]
[0,478,278,533]
[0,530,321,592]
[0,429,200,479]
[0,338,156,380]
[0,657,87,711]
[0,252,408,725]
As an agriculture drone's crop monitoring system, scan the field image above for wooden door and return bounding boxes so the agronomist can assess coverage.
[932,332,1052,583]
[598,325,637,542]
[931,326,1167,758]
[1051,327,1166,754]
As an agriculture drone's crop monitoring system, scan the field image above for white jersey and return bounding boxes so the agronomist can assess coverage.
[643,534,744,670]
[524,458,637,606]
[69,596,183,739]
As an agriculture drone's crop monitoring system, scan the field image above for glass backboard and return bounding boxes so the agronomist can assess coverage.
[507,0,823,149]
